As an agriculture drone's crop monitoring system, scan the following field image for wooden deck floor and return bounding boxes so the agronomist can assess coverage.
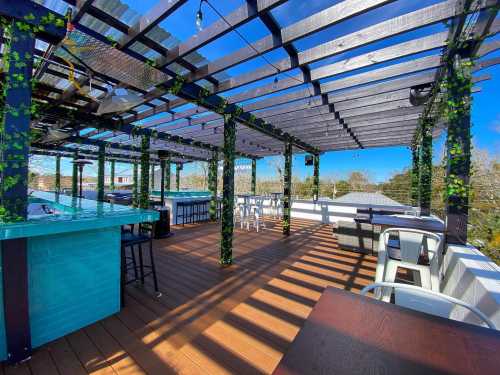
[4,218,377,375]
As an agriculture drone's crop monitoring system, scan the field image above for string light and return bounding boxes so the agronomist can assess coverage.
[195,0,206,32]
[273,69,280,89]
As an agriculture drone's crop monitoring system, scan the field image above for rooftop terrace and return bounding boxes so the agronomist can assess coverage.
[2,219,377,374]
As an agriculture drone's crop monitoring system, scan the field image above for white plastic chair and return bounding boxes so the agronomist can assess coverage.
[361,282,496,330]
[376,228,443,302]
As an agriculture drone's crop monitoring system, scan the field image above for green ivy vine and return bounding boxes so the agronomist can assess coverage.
[139,135,150,209]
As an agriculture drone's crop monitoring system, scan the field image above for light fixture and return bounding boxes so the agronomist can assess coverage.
[273,69,280,89]
[97,87,142,115]
[195,0,206,32]
[308,94,313,107]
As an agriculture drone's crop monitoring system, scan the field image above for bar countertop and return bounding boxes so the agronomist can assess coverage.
[0,191,158,240]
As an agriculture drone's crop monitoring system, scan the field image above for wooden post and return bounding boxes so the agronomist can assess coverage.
[110,160,115,191]
[419,119,433,216]
[411,145,420,207]
[251,159,256,196]
[165,157,171,192]
[140,135,150,209]
[150,164,155,192]
[209,152,218,221]
[55,155,61,194]
[132,161,139,207]
[160,159,166,206]
[72,151,78,198]
[312,154,320,201]
[97,144,105,202]
[176,163,181,191]
[220,115,236,265]
[445,54,472,245]
[283,140,292,236]
[0,19,35,363]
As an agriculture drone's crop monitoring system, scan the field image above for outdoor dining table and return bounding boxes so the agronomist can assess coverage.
[272,287,500,375]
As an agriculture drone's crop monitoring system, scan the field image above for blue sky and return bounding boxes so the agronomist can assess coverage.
[32,0,500,183]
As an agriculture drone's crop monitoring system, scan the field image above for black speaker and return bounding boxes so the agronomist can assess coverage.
[157,150,169,158]
[305,155,313,166]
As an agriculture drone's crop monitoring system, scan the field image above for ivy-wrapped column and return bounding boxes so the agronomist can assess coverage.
[444,54,473,245]
[220,115,236,265]
[150,164,155,192]
[0,19,36,363]
[208,152,218,221]
[55,155,61,194]
[312,154,320,201]
[419,118,433,216]
[110,160,115,191]
[132,161,139,207]
[165,157,171,192]
[283,141,292,235]
[176,163,181,191]
[72,151,79,197]
[251,159,256,196]
[97,144,105,202]
[160,159,166,206]
[140,135,150,209]
[410,145,420,207]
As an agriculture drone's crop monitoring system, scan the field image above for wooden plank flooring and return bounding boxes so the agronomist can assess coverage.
[3,218,376,375]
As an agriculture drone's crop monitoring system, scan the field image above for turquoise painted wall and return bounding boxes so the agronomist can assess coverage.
[0,226,120,359]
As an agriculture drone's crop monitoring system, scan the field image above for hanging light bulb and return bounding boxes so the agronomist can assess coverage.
[195,0,205,32]
[273,69,280,89]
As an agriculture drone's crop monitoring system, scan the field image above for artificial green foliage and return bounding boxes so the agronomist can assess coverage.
[442,56,473,210]
[410,146,420,207]
[283,141,292,235]
[72,152,78,197]
[55,155,61,194]
[208,152,218,221]
[312,155,320,201]
[251,159,257,196]
[419,119,433,215]
[132,161,139,207]
[220,115,236,266]
[110,160,115,191]
[0,20,35,222]
[139,135,150,209]
[97,145,105,202]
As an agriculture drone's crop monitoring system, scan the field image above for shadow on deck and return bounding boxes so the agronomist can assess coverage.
[4,218,377,375]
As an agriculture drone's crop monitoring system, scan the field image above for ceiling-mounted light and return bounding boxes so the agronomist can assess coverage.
[97,87,142,115]
[196,0,206,32]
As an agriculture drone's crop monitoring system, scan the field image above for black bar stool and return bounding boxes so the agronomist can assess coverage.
[120,222,160,306]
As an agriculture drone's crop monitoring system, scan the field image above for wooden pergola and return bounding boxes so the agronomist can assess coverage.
[0,3,499,359]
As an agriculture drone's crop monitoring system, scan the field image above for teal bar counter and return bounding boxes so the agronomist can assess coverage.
[0,191,158,361]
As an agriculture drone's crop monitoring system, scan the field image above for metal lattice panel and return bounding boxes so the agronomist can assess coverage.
[56,30,171,91]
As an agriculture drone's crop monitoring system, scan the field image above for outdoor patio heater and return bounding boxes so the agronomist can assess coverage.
[72,159,93,198]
